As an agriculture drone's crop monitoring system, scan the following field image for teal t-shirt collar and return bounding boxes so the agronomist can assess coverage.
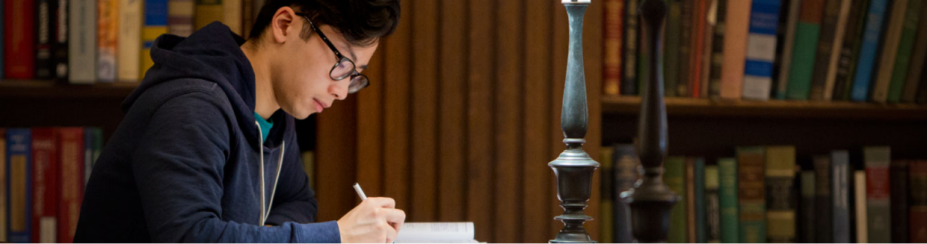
[254,112,273,142]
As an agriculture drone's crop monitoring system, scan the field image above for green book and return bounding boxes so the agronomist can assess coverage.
[664,0,682,97]
[888,0,924,103]
[706,165,721,242]
[786,0,825,100]
[765,146,797,242]
[738,147,767,243]
[665,156,687,243]
[719,157,740,243]
[695,158,707,243]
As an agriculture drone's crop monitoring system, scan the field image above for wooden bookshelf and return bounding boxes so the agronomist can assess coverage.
[602,96,927,121]
[0,79,139,99]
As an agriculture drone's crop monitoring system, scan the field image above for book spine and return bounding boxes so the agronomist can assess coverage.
[822,0,852,100]
[920,62,927,104]
[833,0,871,100]
[813,155,832,242]
[699,0,714,98]
[142,0,169,79]
[30,128,57,243]
[0,0,4,78]
[705,165,721,243]
[622,0,639,95]
[799,171,815,243]
[737,147,766,243]
[194,0,222,30]
[612,144,638,243]
[90,128,101,182]
[910,161,927,243]
[770,0,793,99]
[692,0,708,98]
[851,0,891,101]
[57,128,83,243]
[685,158,696,242]
[776,0,801,99]
[68,0,96,84]
[888,0,923,103]
[785,0,824,100]
[604,0,623,96]
[117,0,141,82]
[720,0,752,99]
[168,0,194,36]
[862,146,891,242]
[4,0,37,79]
[97,0,118,83]
[891,160,910,242]
[764,146,796,242]
[0,129,6,242]
[903,2,927,102]
[6,129,32,243]
[742,0,783,101]
[678,0,694,97]
[831,150,850,243]
[664,1,681,97]
[83,128,99,185]
[53,0,68,80]
[598,147,613,243]
[665,157,687,243]
[808,0,842,100]
[35,0,55,79]
[694,158,706,243]
[718,157,739,243]
[854,170,868,243]
[872,0,910,102]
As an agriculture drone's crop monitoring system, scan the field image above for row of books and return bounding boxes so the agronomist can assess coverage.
[0,0,264,84]
[603,0,927,104]
[599,144,927,243]
[0,127,102,243]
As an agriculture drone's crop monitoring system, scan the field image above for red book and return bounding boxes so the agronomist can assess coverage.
[3,0,37,79]
[603,0,624,95]
[911,160,927,243]
[57,128,84,243]
[31,128,58,243]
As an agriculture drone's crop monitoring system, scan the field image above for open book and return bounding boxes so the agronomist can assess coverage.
[394,222,478,243]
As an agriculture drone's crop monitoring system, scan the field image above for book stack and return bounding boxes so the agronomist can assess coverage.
[600,144,927,243]
[603,0,927,104]
[0,127,103,243]
[1,0,251,84]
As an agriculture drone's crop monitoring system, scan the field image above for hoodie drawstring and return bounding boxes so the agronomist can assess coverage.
[255,121,285,226]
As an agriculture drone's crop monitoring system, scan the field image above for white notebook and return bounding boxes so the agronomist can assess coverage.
[395,222,478,243]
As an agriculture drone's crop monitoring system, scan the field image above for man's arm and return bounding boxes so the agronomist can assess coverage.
[131,91,339,243]
[265,116,319,225]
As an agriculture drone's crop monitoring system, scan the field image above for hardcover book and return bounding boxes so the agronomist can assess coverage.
[6,129,32,243]
[742,0,783,100]
[737,147,766,243]
[863,146,891,242]
[765,146,796,242]
[718,157,739,243]
[891,160,909,242]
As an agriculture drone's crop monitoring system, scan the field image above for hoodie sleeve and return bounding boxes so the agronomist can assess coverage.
[130,90,340,243]
[264,117,322,226]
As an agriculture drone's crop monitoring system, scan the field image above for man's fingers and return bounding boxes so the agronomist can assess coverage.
[384,223,398,243]
[366,197,396,209]
[384,209,406,232]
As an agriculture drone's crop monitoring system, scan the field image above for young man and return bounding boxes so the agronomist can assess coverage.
[74,0,404,242]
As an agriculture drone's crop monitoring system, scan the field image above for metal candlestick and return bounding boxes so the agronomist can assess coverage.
[549,0,598,243]
[620,0,678,242]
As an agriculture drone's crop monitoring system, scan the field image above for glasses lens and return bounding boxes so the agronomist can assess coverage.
[330,58,355,80]
[348,75,369,94]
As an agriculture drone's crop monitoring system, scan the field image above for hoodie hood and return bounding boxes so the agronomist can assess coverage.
[123,22,288,149]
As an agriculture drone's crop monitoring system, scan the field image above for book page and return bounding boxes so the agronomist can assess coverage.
[395,222,476,243]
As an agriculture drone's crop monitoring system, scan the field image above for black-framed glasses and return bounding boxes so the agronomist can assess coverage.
[297,13,370,94]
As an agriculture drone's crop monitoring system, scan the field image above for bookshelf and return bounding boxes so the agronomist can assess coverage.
[602,96,927,121]
[0,79,139,99]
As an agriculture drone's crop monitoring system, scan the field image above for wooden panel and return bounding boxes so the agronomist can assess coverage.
[315,98,358,222]
[493,0,523,242]
[438,0,468,222]
[356,43,385,198]
[382,0,413,213]
[411,0,439,222]
[522,1,553,242]
[468,0,496,241]
[550,0,570,236]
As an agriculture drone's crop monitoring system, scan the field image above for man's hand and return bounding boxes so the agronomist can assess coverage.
[337,197,406,243]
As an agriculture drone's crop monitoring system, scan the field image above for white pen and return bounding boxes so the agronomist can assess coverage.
[353,183,367,200]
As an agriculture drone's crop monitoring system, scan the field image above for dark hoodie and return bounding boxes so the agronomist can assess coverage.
[74,22,340,242]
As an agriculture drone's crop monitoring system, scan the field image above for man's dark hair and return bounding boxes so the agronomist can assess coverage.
[249,0,400,46]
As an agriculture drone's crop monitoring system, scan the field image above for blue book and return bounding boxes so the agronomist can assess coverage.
[742,0,784,100]
[850,0,891,101]
[5,129,31,243]
[1,0,4,78]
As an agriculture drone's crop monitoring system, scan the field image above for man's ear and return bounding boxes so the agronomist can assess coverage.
[271,7,298,44]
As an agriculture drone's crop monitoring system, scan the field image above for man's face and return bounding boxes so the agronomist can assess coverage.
[271,17,378,120]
